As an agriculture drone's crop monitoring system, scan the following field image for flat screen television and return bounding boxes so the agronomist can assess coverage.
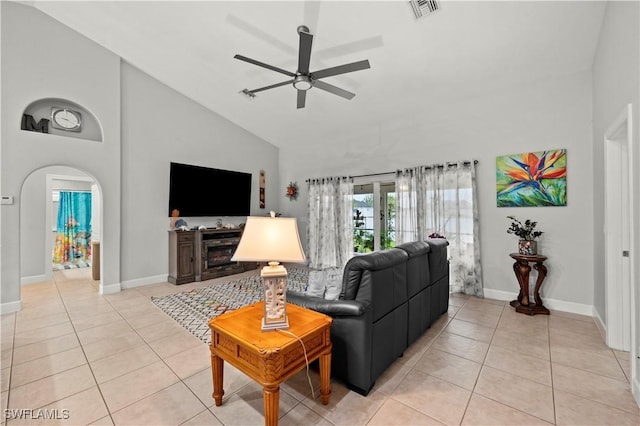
[168,162,252,217]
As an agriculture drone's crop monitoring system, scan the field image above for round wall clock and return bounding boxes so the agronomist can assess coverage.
[51,107,82,132]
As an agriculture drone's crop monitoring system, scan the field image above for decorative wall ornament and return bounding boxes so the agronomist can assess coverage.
[286,182,298,201]
[259,170,266,209]
[496,148,567,207]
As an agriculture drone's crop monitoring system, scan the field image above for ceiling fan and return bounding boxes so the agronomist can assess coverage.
[235,25,371,109]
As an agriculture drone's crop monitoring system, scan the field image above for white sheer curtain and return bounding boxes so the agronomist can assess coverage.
[396,161,483,296]
[307,177,354,269]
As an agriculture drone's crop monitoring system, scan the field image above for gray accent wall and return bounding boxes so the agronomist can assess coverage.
[1,2,279,310]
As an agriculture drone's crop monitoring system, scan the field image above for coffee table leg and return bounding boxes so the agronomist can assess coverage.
[263,384,279,426]
[211,353,224,406]
[319,351,331,405]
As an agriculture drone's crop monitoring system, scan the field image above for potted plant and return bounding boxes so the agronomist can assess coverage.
[507,216,543,255]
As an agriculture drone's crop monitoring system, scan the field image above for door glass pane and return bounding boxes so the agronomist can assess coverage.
[353,193,374,253]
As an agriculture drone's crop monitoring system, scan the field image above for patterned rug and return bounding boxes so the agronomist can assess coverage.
[151,267,310,344]
[52,261,91,271]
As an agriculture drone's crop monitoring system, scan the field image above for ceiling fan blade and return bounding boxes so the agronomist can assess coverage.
[311,59,370,80]
[313,80,355,100]
[248,80,294,94]
[234,54,296,77]
[298,30,313,74]
[297,90,307,109]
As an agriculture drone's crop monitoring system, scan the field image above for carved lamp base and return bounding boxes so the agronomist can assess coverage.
[261,262,289,331]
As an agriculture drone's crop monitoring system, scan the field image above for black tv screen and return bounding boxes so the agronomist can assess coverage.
[168,162,252,217]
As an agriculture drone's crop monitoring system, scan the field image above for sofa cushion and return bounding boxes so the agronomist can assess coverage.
[306,269,326,298]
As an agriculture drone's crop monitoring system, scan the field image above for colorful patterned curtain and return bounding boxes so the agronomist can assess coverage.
[53,191,92,264]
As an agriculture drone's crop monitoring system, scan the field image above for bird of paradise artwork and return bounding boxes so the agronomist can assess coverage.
[496,149,567,207]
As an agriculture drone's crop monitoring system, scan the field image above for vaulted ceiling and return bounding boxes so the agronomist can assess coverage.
[31,1,606,148]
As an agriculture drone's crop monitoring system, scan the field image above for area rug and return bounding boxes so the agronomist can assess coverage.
[151,267,310,344]
[52,260,91,271]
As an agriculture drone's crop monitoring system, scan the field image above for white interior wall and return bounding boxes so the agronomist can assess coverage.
[280,71,595,312]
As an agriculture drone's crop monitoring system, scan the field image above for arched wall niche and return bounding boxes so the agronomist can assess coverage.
[22,98,103,142]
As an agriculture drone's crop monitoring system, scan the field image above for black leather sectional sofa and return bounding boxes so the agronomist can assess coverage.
[288,238,450,395]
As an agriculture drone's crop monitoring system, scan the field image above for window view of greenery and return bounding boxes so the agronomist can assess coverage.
[353,189,396,253]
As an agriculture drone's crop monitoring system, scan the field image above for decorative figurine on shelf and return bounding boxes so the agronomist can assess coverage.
[286,182,298,201]
[170,209,188,230]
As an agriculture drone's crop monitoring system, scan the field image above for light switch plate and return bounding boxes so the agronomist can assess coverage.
[1,196,14,205]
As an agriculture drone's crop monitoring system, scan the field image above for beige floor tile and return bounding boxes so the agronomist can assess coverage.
[135,319,187,343]
[1,348,11,367]
[474,366,554,423]
[462,393,552,425]
[148,330,203,359]
[88,416,114,426]
[75,319,135,346]
[163,343,210,379]
[7,364,96,410]
[555,389,640,425]
[497,311,549,340]
[110,382,206,425]
[209,381,300,425]
[548,309,594,323]
[550,327,612,357]
[6,386,108,426]
[123,310,178,330]
[549,314,601,337]
[1,390,7,417]
[1,367,9,392]
[280,367,321,401]
[484,345,552,385]
[454,306,501,327]
[279,402,330,425]
[413,347,482,390]
[371,353,415,396]
[70,310,124,332]
[13,322,75,348]
[302,380,387,426]
[10,346,87,388]
[98,361,180,412]
[552,363,640,415]
[14,311,70,334]
[491,328,550,360]
[551,345,627,382]
[90,343,161,383]
[181,409,223,425]
[449,293,470,308]
[392,369,471,425]
[81,329,146,362]
[368,398,444,425]
[432,331,490,363]
[444,318,495,343]
[12,333,80,366]
[183,363,253,408]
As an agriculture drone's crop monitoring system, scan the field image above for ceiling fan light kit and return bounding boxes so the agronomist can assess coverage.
[235,25,371,109]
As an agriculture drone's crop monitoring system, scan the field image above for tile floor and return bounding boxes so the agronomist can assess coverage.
[1,268,638,425]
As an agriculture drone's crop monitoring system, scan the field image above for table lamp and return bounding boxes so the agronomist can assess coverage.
[231,212,306,331]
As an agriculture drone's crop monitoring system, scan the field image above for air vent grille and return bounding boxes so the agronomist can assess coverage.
[410,0,440,19]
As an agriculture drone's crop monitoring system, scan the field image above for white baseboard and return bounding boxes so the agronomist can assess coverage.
[0,300,22,315]
[633,377,640,408]
[120,275,168,290]
[593,307,607,340]
[99,282,121,294]
[20,274,48,285]
[483,288,594,316]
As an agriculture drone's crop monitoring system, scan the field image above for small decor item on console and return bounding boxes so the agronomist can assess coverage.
[170,209,188,230]
[286,182,298,201]
[231,211,306,331]
[507,215,543,255]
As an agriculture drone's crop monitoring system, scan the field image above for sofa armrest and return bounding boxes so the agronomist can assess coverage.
[288,291,367,316]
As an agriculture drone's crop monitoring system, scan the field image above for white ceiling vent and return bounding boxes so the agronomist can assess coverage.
[410,0,441,19]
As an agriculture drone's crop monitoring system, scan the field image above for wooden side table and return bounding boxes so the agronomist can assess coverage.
[209,302,332,426]
[509,253,550,315]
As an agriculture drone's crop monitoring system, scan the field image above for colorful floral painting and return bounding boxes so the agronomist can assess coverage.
[496,149,567,207]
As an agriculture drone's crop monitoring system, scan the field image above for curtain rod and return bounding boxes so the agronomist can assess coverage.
[350,160,479,179]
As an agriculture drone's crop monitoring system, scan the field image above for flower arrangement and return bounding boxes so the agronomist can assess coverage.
[506,216,543,241]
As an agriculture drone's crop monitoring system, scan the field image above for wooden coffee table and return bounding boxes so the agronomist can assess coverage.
[208,301,332,426]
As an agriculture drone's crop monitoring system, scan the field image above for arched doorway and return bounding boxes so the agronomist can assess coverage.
[20,165,102,291]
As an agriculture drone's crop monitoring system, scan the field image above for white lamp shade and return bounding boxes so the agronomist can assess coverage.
[231,216,306,263]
